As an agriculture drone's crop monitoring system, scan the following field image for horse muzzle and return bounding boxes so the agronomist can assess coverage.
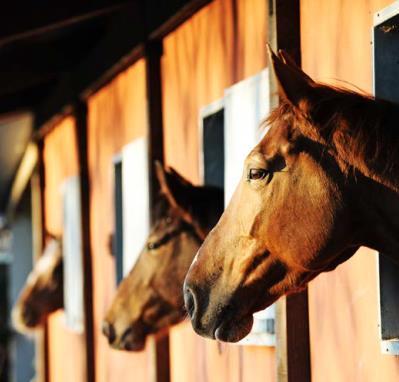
[102,320,146,351]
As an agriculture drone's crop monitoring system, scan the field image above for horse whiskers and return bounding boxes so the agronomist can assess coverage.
[179,304,191,320]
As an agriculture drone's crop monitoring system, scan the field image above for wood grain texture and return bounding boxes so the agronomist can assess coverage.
[272,2,311,381]
[162,1,275,381]
[162,0,268,181]
[301,1,399,381]
[43,116,87,382]
[87,59,151,382]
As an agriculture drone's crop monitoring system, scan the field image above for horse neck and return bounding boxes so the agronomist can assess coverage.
[355,173,399,263]
[346,155,399,195]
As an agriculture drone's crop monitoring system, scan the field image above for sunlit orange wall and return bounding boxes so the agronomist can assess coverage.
[87,59,150,382]
[301,1,399,381]
[161,0,275,381]
[163,0,267,181]
[43,116,86,382]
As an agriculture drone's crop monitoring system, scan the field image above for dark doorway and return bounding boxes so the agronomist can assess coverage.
[374,9,399,347]
[202,109,225,193]
[113,160,124,285]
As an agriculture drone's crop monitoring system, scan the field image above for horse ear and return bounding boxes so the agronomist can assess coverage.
[154,161,193,210]
[154,161,213,241]
[277,49,314,83]
[267,44,314,109]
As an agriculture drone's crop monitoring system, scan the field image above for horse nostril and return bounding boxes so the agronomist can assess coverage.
[102,321,116,344]
[120,327,134,344]
[184,286,197,320]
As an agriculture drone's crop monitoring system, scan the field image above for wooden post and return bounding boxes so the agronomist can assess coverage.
[30,175,41,381]
[30,170,44,382]
[74,102,96,382]
[145,40,165,207]
[268,1,312,382]
[36,139,50,382]
[145,40,170,382]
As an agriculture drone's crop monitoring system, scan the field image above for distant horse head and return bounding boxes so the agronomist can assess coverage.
[103,163,223,351]
[184,46,399,342]
[13,236,63,332]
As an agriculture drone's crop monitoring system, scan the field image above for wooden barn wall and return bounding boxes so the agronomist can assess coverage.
[301,1,399,381]
[43,116,86,382]
[161,0,274,381]
[87,59,150,382]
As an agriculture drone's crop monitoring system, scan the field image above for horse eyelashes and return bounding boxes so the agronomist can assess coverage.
[248,168,268,181]
[247,168,274,184]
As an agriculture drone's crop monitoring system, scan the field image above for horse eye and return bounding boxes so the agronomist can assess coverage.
[248,168,268,181]
[147,242,156,251]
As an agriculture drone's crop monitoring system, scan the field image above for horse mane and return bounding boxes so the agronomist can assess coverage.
[267,83,399,189]
[153,185,224,239]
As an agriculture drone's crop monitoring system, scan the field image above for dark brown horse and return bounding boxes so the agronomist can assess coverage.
[102,163,223,351]
[184,46,399,342]
[12,237,63,332]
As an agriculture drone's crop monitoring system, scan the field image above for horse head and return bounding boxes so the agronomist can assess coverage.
[102,163,223,351]
[183,47,399,342]
[13,236,63,332]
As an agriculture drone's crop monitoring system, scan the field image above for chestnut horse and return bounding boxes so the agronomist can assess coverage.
[102,163,223,351]
[184,46,399,342]
[12,237,63,332]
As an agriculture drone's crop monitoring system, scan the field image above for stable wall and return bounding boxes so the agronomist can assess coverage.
[161,0,275,380]
[301,1,399,381]
[43,116,86,382]
[87,59,150,382]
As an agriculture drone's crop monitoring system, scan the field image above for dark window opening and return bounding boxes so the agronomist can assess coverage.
[374,10,399,342]
[203,109,225,193]
[114,160,124,285]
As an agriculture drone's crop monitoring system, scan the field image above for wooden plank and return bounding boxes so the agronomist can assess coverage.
[37,140,50,382]
[30,170,47,382]
[73,102,96,382]
[6,142,38,221]
[86,59,150,380]
[155,335,171,382]
[145,40,170,382]
[286,292,311,382]
[269,1,311,382]
[274,0,301,62]
[0,1,130,47]
[145,41,165,209]
[41,116,86,381]
[162,2,271,380]
[148,0,212,40]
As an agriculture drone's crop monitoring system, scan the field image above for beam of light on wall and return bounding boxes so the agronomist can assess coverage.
[122,137,150,276]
